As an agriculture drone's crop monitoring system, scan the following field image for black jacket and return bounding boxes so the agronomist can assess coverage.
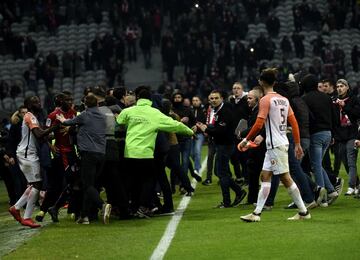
[275,81,310,138]
[172,103,196,142]
[229,95,250,122]
[333,94,360,141]
[192,105,207,133]
[302,90,335,135]
[205,102,235,145]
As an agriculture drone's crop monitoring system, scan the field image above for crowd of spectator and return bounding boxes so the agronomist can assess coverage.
[1,0,360,113]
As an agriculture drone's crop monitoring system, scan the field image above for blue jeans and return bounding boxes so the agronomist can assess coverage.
[309,131,335,192]
[191,133,205,172]
[288,136,314,203]
[337,139,358,188]
[215,144,242,206]
[179,138,192,179]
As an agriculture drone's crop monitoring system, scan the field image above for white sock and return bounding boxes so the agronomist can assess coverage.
[287,182,307,213]
[24,187,39,219]
[14,186,32,210]
[254,182,271,215]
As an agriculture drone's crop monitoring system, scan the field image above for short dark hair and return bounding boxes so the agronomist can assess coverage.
[105,95,118,106]
[54,93,67,107]
[24,96,37,109]
[210,89,223,98]
[113,87,127,100]
[18,105,26,112]
[92,85,106,98]
[260,68,278,86]
[135,85,152,100]
[85,94,98,108]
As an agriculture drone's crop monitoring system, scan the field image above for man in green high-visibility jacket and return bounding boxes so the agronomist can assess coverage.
[116,86,194,217]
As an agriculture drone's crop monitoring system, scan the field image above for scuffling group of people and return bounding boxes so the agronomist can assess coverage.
[1,66,360,227]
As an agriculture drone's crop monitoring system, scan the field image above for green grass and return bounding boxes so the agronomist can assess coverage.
[1,149,360,259]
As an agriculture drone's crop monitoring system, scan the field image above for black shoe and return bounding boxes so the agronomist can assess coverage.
[135,207,152,219]
[284,202,297,209]
[185,191,193,197]
[193,173,202,182]
[232,190,247,207]
[153,208,175,217]
[35,211,45,222]
[213,202,232,209]
[334,177,344,195]
[202,179,212,186]
[48,206,59,222]
[235,178,245,185]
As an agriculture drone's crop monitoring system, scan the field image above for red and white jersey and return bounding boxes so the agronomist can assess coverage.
[258,92,294,149]
[16,112,40,161]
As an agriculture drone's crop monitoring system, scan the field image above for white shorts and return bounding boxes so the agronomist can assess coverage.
[262,145,289,175]
[17,156,42,183]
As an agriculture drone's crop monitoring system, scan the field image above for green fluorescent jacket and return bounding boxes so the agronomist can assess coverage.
[116,99,194,158]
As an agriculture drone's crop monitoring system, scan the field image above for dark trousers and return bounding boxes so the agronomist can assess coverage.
[215,144,243,206]
[206,140,216,181]
[41,151,77,212]
[154,153,174,212]
[80,151,105,218]
[8,162,27,203]
[246,145,266,204]
[1,164,17,205]
[231,145,248,180]
[167,144,193,192]
[126,158,156,210]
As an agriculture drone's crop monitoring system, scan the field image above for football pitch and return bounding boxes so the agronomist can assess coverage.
[1,156,360,259]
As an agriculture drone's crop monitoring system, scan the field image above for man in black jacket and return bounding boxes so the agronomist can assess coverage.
[197,90,246,208]
[333,79,360,195]
[301,74,339,205]
[229,82,250,184]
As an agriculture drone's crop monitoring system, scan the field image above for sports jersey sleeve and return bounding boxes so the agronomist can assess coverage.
[257,96,271,119]
[287,105,294,117]
[24,113,39,130]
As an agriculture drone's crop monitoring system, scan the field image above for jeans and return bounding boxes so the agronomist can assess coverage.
[309,131,335,192]
[179,138,192,180]
[215,144,242,206]
[337,139,359,188]
[288,136,314,203]
[191,133,205,172]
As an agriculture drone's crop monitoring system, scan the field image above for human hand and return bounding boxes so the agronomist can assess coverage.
[56,114,66,123]
[196,122,207,132]
[295,143,304,160]
[355,140,360,148]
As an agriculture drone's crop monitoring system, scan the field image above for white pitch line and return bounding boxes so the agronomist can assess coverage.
[150,157,208,260]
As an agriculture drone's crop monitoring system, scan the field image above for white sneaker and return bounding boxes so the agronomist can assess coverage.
[305,201,318,209]
[287,211,311,220]
[240,213,261,222]
[327,191,339,205]
[355,188,359,195]
[345,187,355,196]
[316,187,327,205]
[319,202,328,207]
[102,203,112,224]
[77,217,90,224]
